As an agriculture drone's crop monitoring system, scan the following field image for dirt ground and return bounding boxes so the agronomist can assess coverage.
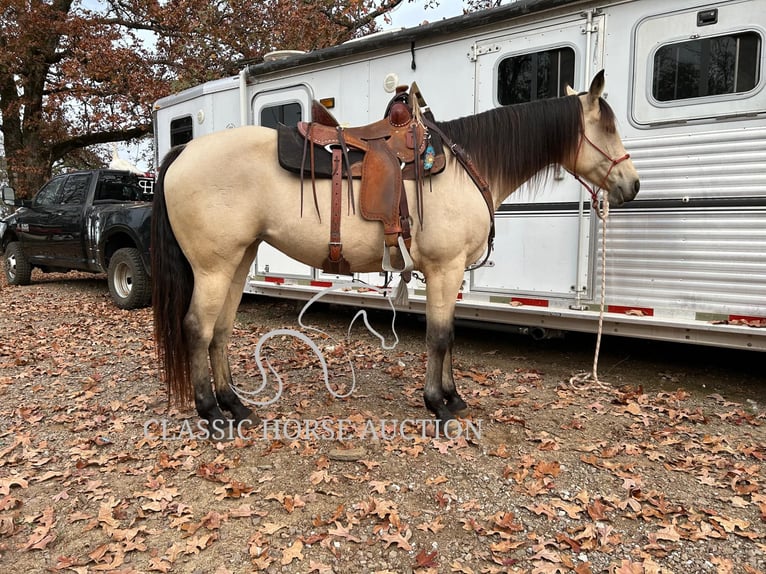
[0,272,764,574]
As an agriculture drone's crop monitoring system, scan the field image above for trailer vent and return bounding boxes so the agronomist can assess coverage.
[263,50,306,62]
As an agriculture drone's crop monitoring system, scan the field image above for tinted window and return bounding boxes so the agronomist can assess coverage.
[60,174,91,204]
[170,116,193,146]
[497,47,576,104]
[97,174,145,201]
[653,32,761,101]
[260,102,302,128]
[34,178,65,207]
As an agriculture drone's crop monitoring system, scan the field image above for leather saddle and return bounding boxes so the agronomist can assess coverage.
[277,84,445,275]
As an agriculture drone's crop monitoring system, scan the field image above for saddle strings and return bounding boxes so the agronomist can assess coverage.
[335,126,355,215]
[299,125,323,222]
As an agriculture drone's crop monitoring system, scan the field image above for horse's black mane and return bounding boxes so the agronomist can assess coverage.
[435,95,616,191]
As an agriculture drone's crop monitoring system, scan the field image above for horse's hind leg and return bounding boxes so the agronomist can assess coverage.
[423,264,465,424]
[184,273,239,433]
[209,244,260,427]
[184,284,228,429]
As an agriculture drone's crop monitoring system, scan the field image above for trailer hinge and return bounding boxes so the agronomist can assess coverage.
[580,8,602,34]
[469,43,501,62]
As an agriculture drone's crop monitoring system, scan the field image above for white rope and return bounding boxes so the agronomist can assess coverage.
[570,195,610,390]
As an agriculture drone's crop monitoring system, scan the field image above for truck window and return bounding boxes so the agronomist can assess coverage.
[653,32,761,101]
[497,47,575,105]
[170,116,193,146]
[260,102,302,128]
[33,178,65,207]
[60,174,91,204]
[97,175,144,201]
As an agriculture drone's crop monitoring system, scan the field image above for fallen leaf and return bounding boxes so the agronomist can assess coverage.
[281,539,304,566]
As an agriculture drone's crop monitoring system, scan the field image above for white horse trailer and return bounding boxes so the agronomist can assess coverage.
[153,0,766,351]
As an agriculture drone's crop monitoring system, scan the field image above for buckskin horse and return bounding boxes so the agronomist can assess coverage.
[151,71,639,437]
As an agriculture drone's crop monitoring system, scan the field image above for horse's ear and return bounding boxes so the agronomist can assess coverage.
[565,84,577,96]
[588,70,606,103]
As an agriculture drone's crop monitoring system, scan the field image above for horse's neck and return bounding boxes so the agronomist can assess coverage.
[484,163,544,210]
[485,99,579,207]
[436,98,580,209]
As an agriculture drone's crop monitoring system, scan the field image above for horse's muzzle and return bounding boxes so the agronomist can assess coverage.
[609,177,640,207]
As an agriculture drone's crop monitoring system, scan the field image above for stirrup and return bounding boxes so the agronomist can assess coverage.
[381,236,414,273]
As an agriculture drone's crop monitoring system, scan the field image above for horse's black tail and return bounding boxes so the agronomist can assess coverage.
[151,145,194,407]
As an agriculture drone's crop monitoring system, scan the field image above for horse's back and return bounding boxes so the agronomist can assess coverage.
[165,126,276,181]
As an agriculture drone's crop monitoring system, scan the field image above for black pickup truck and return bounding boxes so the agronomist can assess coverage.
[1,169,153,309]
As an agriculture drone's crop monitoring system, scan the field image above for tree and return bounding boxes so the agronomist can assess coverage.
[0,0,414,197]
[0,0,161,196]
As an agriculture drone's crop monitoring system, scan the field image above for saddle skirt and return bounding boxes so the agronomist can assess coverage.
[276,84,446,275]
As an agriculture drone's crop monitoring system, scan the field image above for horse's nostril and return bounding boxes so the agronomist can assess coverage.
[634,179,641,195]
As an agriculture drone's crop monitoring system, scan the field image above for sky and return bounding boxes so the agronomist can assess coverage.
[380,1,466,29]
[118,1,476,171]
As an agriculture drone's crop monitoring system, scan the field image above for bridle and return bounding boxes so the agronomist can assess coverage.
[568,130,631,207]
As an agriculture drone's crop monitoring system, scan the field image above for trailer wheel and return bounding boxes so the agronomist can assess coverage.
[4,242,32,285]
[108,247,151,310]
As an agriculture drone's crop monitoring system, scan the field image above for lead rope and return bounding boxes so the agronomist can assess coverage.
[565,126,632,391]
[570,195,610,390]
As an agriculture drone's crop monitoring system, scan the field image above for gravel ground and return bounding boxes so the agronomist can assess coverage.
[0,272,764,574]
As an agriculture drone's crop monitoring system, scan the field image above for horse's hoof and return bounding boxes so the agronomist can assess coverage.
[210,431,235,443]
[446,396,469,416]
[237,411,262,429]
[441,417,463,439]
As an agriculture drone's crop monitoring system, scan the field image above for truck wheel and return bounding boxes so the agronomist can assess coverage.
[108,247,151,310]
[4,242,32,285]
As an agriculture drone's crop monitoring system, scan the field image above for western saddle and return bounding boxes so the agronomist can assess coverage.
[278,83,446,276]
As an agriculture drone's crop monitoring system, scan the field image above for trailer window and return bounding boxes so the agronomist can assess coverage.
[260,102,302,128]
[170,116,193,146]
[653,32,761,101]
[497,47,575,105]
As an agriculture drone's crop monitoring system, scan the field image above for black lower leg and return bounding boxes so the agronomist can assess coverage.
[424,323,455,422]
[442,345,468,414]
[216,386,260,425]
[195,392,227,427]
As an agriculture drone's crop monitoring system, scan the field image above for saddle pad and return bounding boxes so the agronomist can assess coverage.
[277,125,364,179]
[277,124,447,180]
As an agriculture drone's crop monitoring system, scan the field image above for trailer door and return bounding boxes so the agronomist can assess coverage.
[470,13,604,302]
[250,85,315,279]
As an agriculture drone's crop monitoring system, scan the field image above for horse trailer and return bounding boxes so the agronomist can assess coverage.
[152,0,766,351]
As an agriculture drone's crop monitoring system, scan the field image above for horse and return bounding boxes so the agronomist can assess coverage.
[151,71,640,436]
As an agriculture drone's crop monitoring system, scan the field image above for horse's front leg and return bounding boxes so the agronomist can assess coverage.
[442,346,468,415]
[423,264,465,424]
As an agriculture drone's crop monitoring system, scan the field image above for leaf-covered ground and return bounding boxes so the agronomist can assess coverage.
[0,272,764,574]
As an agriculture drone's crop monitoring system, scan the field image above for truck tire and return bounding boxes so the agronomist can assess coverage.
[4,242,32,285]
[108,247,151,310]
